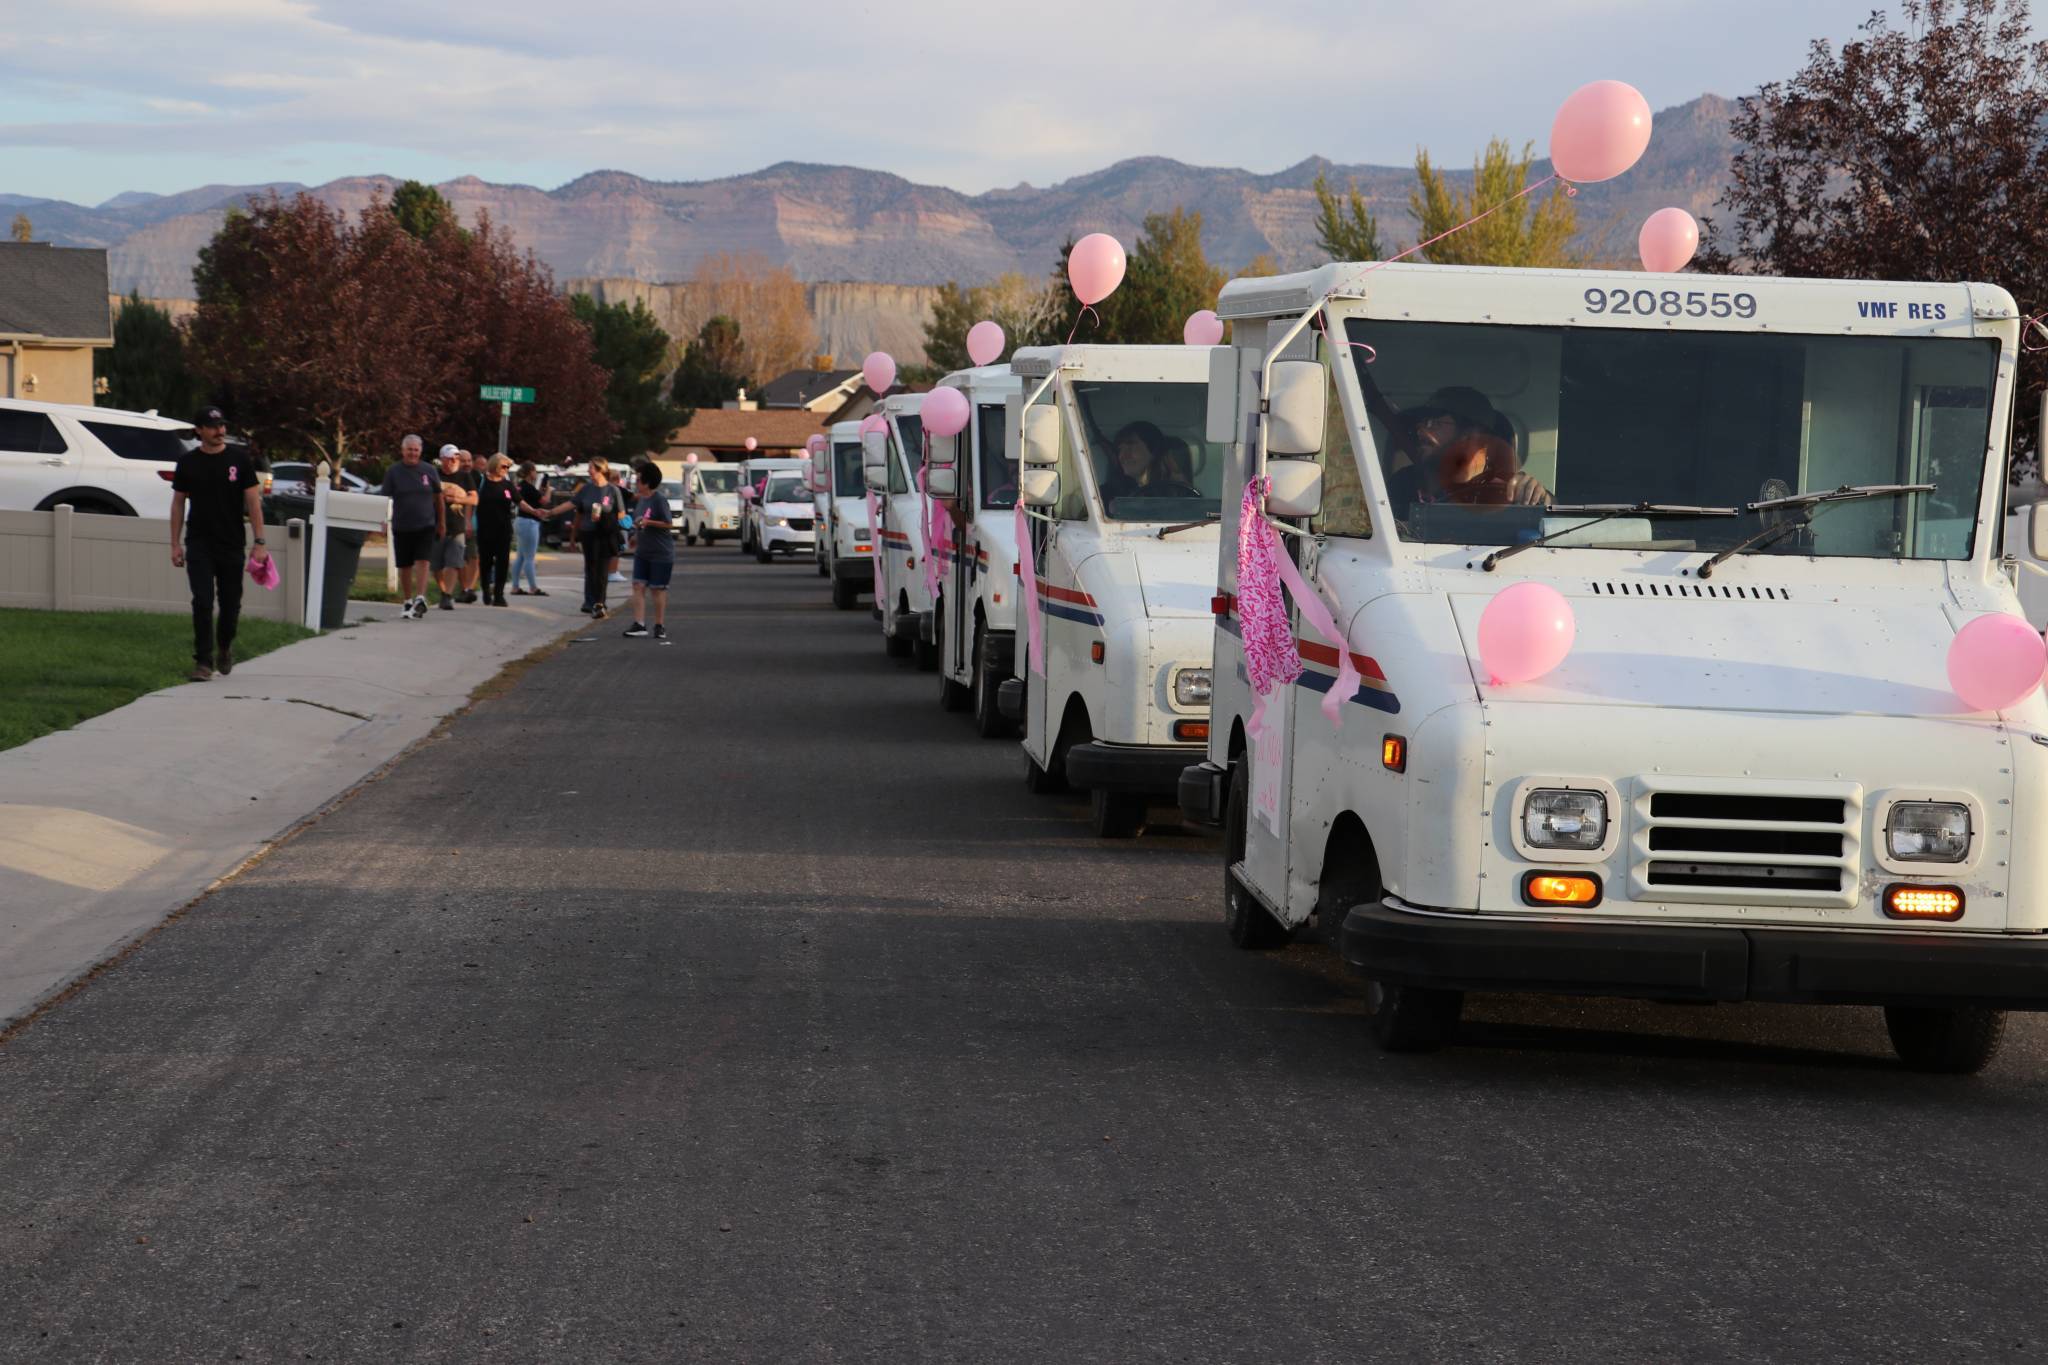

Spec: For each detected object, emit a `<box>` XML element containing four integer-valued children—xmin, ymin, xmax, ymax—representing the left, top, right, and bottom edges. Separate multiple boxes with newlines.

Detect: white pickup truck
<box><xmin>1180</xmin><ymin>260</ymin><xmax>2048</xmax><ymax>1072</ymax></box>
<box><xmin>923</xmin><ymin>364</ymin><xmax>1024</xmax><ymax>735</ymax></box>
<box><xmin>995</xmin><ymin>344</ymin><xmax>1222</xmax><ymax>837</ymax></box>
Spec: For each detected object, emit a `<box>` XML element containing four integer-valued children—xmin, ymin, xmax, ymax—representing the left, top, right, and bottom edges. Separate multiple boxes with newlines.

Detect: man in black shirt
<box><xmin>170</xmin><ymin>407</ymin><xmax>268</xmax><ymax>680</ymax></box>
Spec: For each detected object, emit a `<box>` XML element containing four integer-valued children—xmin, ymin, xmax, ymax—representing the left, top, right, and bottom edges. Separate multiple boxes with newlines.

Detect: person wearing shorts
<box><xmin>622</xmin><ymin>459</ymin><xmax>675</xmax><ymax>642</ymax></box>
<box><xmin>379</xmin><ymin>435</ymin><xmax>442</xmax><ymax>620</ymax></box>
<box><xmin>433</xmin><ymin>445</ymin><xmax>475</xmax><ymax>610</ymax></box>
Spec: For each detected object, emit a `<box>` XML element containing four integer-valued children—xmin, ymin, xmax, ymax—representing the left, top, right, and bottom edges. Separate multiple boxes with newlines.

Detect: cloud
<box><xmin>0</xmin><ymin>0</ymin><xmax>2016</xmax><ymax>203</ymax></box>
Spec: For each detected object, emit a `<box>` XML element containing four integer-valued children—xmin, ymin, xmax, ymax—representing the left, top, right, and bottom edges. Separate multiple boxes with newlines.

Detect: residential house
<box><xmin>662</xmin><ymin>408</ymin><xmax>828</xmax><ymax>466</ymax></box>
<box><xmin>756</xmin><ymin>360</ymin><xmax>859</xmax><ymax>413</ymax></box>
<box><xmin>0</xmin><ymin>242</ymin><xmax>113</xmax><ymax>407</ymax></box>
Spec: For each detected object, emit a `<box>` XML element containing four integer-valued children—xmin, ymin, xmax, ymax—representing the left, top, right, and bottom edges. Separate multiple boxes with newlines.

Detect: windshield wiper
<box><xmin>1695</xmin><ymin>483</ymin><xmax>1933</xmax><ymax>579</ymax></box>
<box><xmin>1156</xmin><ymin>512</ymin><xmax>1222</xmax><ymax>539</ymax></box>
<box><xmin>1481</xmin><ymin>503</ymin><xmax>1739</xmax><ymax>571</ymax></box>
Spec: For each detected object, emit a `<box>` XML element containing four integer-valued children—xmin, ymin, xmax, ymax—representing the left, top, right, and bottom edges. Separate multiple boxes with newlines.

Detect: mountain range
<box><xmin>8</xmin><ymin>95</ymin><xmax>1739</xmax><ymax>302</ymax></box>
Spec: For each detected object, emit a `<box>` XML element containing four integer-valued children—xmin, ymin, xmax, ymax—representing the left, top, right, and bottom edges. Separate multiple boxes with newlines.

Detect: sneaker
<box><xmin>218</xmin><ymin>645</ymin><xmax>234</xmax><ymax>676</ymax></box>
<box><xmin>410</xmin><ymin>595</ymin><xmax>428</xmax><ymax>619</ymax></box>
<box><xmin>189</xmin><ymin>663</ymin><xmax>214</xmax><ymax>681</ymax></box>
<box><xmin>623</xmin><ymin>621</ymin><xmax>648</xmax><ymax>638</ymax></box>
<box><xmin>460</xmin><ymin>590</ymin><xmax>480</xmax><ymax>604</ymax></box>
<box><xmin>529</xmin><ymin>588</ymin><xmax>549</xmax><ymax>597</ymax></box>
<box><xmin>580</xmin><ymin>603</ymin><xmax>594</xmax><ymax>614</ymax></box>
<box><xmin>607</xmin><ymin>571</ymin><xmax>625</xmax><ymax>583</ymax></box>
<box><xmin>491</xmin><ymin>594</ymin><xmax>508</xmax><ymax>607</ymax></box>
<box><xmin>439</xmin><ymin>596</ymin><xmax>455</xmax><ymax>611</ymax></box>
<box><xmin>592</xmin><ymin>604</ymin><xmax>609</xmax><ymax>620</ymax></box>
<box><xmin>653</xmin><ymin>625</ymin><xmax>669</xmax><ymax>644</ymax></box>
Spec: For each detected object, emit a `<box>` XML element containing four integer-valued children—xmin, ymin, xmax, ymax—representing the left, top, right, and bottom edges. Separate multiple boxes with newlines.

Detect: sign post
<box><xmin>480</xmin><ymin>384</ymin><xmax>535</xmax><ymax>456</ymax></box>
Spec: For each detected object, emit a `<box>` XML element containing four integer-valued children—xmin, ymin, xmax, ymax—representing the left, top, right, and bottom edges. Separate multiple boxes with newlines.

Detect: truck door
<box><xmin>1238</xmin><ymin>528</ymin><xmax>1310</xmax><ymax>911</ymax></box>
<box><xmin>946</xmin><ymin>410</ymin><xmax>984</xmax><ymax>678</ymax></box>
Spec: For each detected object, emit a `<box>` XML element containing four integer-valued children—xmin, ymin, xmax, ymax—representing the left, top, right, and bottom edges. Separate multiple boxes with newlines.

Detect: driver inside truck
<box><xmin>1378</xmin><ymin>386</ymin><xmax>1549</xmax><ymax>516</ymax></box>
<box><xmin>1099</xmin><ymin>422</ymin><xmax>1200</xmax><ymax>501</ymax></box>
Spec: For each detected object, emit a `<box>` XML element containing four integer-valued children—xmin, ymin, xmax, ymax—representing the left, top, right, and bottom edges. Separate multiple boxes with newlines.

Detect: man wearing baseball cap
<box><xmin>432</xmin><ymin>444</ymin><xmax>476</xmax><ymax>609</ymax></box>
<box><xmin>169</xmin><ymin>407</ymin><xmax>268</xmax><ymax>679</ymax></box>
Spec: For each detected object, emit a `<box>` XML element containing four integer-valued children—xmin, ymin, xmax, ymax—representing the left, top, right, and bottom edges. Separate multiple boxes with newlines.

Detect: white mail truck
<box><xmin>680</xmin><ymin>461</ymin><xmax>740</xmax><ymax>545</ymax></box>
<box><xmin>995</xmin><ymin>344</ymin><xmax>1222</xmax><ymax>837</ymax></box>
<box><xmin>923</xmin><ymin>364</ymin><xmax>1025</xmax><ymax>735</ymax></box>
<box><xmin>861</xmin><ymin>392</ymin><xmax>933</xmax><ymax>666</ymax></box>
<box><xmin>1179</xmin><ymin>260</ymin><xmax>2048</xmax><ymax>1072</ymax></box>
<box><xmin>819</xmin><ymin>419</ymin><xmax>874</xmax><ymax>608</ymax></box>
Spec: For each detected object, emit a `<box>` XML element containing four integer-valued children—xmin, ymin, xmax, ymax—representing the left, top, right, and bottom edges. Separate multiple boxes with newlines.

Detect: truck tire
<box><xmin>1091</xmin><ymin>788</ymin><xmax>1146</xmax><ymax>838</ymax></box>
<box><xmin>1367</xmin><ymin>981</ymin><xmax>1464</xmax><ymax>1053</ymax></box>
<box><xmin>832</xmin><ymin>577</ymin><xmax>858</xmax><ymax>610</ymax></box>
<box><xmin>971</xmin><ymin>625</ymin><xmax>1013</xmax><ymax>738</ymax></box>
<box><xmin>756</xmin><ymin>542</ymin><xmax>774</xmax><ymax>564</ymax></box>
<box><xmin>1884</xmin><ymin>1005</ymin><xmax>2007</xmax><ymax>1074</ymax></box>
<box><xmin>938</xmin><ymin>631</ymin><xmax>971</xmax><ymax>712</ymax></box>
<box><xmin>884</xmin><ymin>608</ymin><xmax>913</xmax><ymax>657</ymax></box>
<box><xmin>1222</xmin><ymin>760</ymin><xmax>1290</xmax><ymax>949</ymax></box>
<box><xmin>818</xmin><ymin>558</ymin><xmax>829</xmax><ymax>578</ymax></box>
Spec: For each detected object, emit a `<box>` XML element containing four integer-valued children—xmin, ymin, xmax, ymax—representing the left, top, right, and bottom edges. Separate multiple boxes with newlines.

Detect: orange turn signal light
<box><xmin>1173</xmin><ymin>719</ymin><xmax>1209</xmax><ymax>742</ymax></box>
<box><xmin>1884</xmin><ymin>884</ymin><xmax>1964</xmax><ymax>921</ymax></box>
<box><xmin>1381</xmin><ymin>734</ymin><xmax>1406</xmax><ymax>772</ymax></box>
<box><xmin>1089</xmin><ymin>642</ymin><xmax>1105</xmax><ymax>664</ymax></box>
<box><xmin>1522</xmin><ymin>872</ymin><xmax>1603</xmax><ymax>907</ymax></box>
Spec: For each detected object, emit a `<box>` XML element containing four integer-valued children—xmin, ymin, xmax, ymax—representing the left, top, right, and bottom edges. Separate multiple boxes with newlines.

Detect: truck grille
<box><xmin>1629</xmin><ymin>778</ymin><xmax>1861</xmax><ymax>909</ymax></box>
<box><xmin>789</xmin><ymin>517</ymin><xmax>815</xmax><ymax>532</ymax></box>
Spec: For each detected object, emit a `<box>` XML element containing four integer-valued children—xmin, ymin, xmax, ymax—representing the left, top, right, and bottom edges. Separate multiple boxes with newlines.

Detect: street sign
<box><xmin>480</xmin><ymin>384</ymin><xmax>535</xmax><ymax>404</ymax></box>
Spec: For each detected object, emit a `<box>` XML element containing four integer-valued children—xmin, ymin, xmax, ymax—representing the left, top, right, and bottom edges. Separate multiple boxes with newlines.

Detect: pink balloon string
<box><xmin>1064</xmin><ymin>304</ymin><xmax>1100</xmax><ymax>347</ymax></box>
<box><xmin>1271</xmin><ymin>525</ymin><xmax>1360</xmax><ymax>731</ymax></box>
<box><xmin>2023</xmin><ymin>310</ymin><xmax>2048</xmax><ymax>353</ymax></box>
<box><xmin>1015</xmin><ymin>500</ymin><xmax>1044</xmax><ymax>674</ymax></box>
<box><xmin>1311</xmin><ymin>308</ymin><xmax>1376</xmax><ymax>365</ymax></box>
<box><xmin>1355</xmin><ymin>173</ymin><xmax>1573</xmax><ymax>281</ymax></box>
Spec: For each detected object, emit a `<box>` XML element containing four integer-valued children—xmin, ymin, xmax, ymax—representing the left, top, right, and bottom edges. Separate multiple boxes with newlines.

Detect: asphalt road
<box><xmin>5</xmin><ymin>545</ymin><xmax>2048</xmax><ymax>1362</ymax></box>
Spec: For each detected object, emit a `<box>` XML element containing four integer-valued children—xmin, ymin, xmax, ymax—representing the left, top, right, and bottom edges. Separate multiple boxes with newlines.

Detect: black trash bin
<box><xmin>267</xmin><ymin>492</ymin><xmax>368</xmax><ymax>629</ymax></box>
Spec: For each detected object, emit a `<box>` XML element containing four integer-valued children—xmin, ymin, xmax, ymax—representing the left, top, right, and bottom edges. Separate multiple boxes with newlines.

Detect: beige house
<box><xmin>0</xmin><ymin>242</ymin><xmax>113</xmax><ymax>407</ymax></box>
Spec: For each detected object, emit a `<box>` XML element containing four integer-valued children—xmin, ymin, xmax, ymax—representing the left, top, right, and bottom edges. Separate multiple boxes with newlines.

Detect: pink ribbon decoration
<box><xmin>919</xmin><ymin>464</ymin><xmax>942</xmax><ymax>602</ymax></box>
<box><xmin>1015</xmin><ymin>500</ymin><xmax>1043</xmax><ymax>675</ymax></box>
<box><xmin>864</xmin><ymin>487</ymin><xmax>883</xmax><ymax>597</ymax></box>
<box><xmin>1235</xmin><ymin>477</ymin><xmax>1359</xmax><ymax>733</ymax></box>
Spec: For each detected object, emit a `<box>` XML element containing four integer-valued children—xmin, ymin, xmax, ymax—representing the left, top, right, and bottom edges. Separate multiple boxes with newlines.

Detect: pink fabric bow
<box><xmin>1235</xmin><ymin>476</ymin><xmax>1358</xmax><ymax>733</ymax></box>
<box><xmin>1015</xmin><ymin>500</ymin><xmax>1043</xmax><ymax>675</ymax></box>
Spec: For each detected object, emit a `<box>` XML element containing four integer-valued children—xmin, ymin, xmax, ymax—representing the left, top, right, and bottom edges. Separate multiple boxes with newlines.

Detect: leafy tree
<box><xmin>1697</xmin><ymin>0</ymin><xmax>2048</xmax><ymax>452</ymax></box>
<box><xmin>681</xmin><ymin>253</ymin><xmax>815</xmax><ymax>387</ymax></box>
<box><xmin>391</xmin><ymin>179</ymin><xmax>459</xmax><ymax>240</ymax></box>
<box><xmin>912</xmin><ymin>274</ymin><xmax>1052</xmax><ymax>380</ymax></box>
<box><xmin>670</xmin><ymin>315</ymin><xmax>750</xmax><ymax>421</ymax></box>
<box><xmin>1409</xmin><ymin>139</ymin><xmax>1577</xmax><ymax>266</ymax></box>
<box><xmin>1312</xmin><ymin>170</ymin><xmax>1383</xmax><ymax>262</ymax></box>
<box><xmin>1026</xmin><ymin>209</ymin><xmax>1226</xmax><ymax>347</ymax></box>
<box><xmin>96</xmin><ymin>292</ymin><xmax>203</xmax><ymax>417</ymax></box>
<box><xmin>571</xmin><ymin>293</ymin><xmax>687</xmax><ymax>461</ymax></box>
<box><xmin>9</xmin><ymin>213</ymin><xmax>29</xmax><ymax>243</ymax></box>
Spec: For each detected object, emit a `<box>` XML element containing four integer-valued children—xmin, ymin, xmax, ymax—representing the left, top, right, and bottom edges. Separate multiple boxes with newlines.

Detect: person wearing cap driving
<box><xmin>1383</xmin><ymin>385</ymin><xmax>1549</xmax><ymax>516</ymax></box>
<box><xmin>169</xmin><ymin>407</ymin><xmax>268</xmax><ymax>680</ymax></box>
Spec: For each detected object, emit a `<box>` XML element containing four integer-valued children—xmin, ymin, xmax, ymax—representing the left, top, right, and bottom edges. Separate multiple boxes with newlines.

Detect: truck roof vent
<box><xmin>1587</xmin><ymin>581</ymin><xmax>1792</xmax><ymax>601</ymax></box>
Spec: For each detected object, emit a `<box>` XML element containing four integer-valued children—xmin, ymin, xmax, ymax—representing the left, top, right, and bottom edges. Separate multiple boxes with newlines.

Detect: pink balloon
<box><xmin>1067</xmin><ymin>232</ymin><xmax>1127</xmax><ymax>307</ymax></box>
<box><xmin>1638</xmin><ymin>207</ymin><xmax>1699</xmax><ymax>273</ymax></box>
<box><xmin>684</xmin><ymin>452</ymin><xmax>699</xmax><ymax>463</ymax></box>
<box><xmin>862</xmin><ymin>351</ymin><xmax>896</xmax><ymax>395</ymax></box>
<box><xmin>1550</xmin><ymin>79</ymin><xmax>1653</xmax><ymax>184</ymax></box>
<box><xmin>966</xmin><ymin>320</ymin><xmax>1005</xmax><ymax>367</ymax></box>
<box><xmin>923</xmin><ymin>386</ymin><xmax>970</xmax><ymax>438</ymax></box>
<box><xmin>1477</xmin><ymin>582</ymin><xmax>1576</xmax><ymax>686</ymax></box>
<box><xmin>1947</xmin><ymin>613</ymin><xmax>2047</xmax><ymax>712</ymax></box>
<box><xmin>744</xmin><ymin>436</ymin><xmax>757</xmax><ymax>452</ymax></box>
<box><xmin>1183</xmin><ymin>309</ymin><xmax>1224</xmax><ymax>346</ymax></box>
<box><xmin>806</xmin><ymin>434</ymin><xmax>826</xmax><ymax>455</ymax></box>
<box><xmin>859</xmin><ymin>413</ymin><xmax>888</xmax><ymax>436</ymax></box>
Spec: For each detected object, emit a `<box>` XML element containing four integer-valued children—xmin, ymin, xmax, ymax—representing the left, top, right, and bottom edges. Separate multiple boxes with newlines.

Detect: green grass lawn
<box><xmin>350</xmin><ymin>560</ymin><xmax>400</xmax><ymax>602</ymax></box>
<box><xmin>0</xmin><ymin>609</ymin><xmax>314</xmax><ymax>753</ymax></box>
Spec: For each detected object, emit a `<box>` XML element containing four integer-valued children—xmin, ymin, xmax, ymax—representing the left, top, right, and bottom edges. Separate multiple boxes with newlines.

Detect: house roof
<box><xmin>755</xmin><ymin>367</ymin><xmax>859</xmax><ymax>409</ymax></box>
<box><xmin>663</xmin><ymin>407</ymin><xmax>827</xmax><ymax>451</ymax></box>
<box><xmin>0</xmin><ymin>243</ymin><xmax>112</xmax><ymax>341</ymax></box>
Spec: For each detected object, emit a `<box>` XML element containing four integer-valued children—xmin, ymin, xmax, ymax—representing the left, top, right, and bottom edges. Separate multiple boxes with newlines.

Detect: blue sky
<box><xmin>0</xmin><ymin>0</ymin><xmax>2007</xmax><ymax>205</ymax></box>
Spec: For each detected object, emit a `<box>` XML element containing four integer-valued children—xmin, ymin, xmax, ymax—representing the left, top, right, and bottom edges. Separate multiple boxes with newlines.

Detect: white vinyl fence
<box><xmin>0</xmin><ymin>505</ymin><xmax>310</xmax><ymax>625</ymax></box>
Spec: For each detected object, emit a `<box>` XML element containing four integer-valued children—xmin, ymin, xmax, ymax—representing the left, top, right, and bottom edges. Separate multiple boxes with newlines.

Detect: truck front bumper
<box><xmin>1344</xmin><ymin>900</ymin><xmax>2048</xmax><ymax>1010</ymax></box>
<box><xmin>1064</xmin><ymin>741</ymin><xmax>1204</xmax><ymax>797</ymax></box>
<box><xmin>832</xmin><ymin>553</ymin><xmax>872</xmax><ymax>582</ymax></box>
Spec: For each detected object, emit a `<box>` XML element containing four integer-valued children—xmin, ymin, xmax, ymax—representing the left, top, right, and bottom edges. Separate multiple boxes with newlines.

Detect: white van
<box><xmin>736</xmin><ymin>456</ymin><xmax>812</xmax><ymax>560</ymax></box>
<box><xmin>1181</xmin><ymin>260</ymin><xmax>2048</xmax><ymax>1072</ymax></box>
<box><xmin>861</xmin><ymin>392</ymin><xmax>932</xmax><ymax>665</ymax></box>
<box><xmin>818</xmin><ymin>419</ymin><xmax>874</xmax><ymax>608</ymax></box>
<box><xmin>925</xmin><ymin>365</ymin><xmax>1026</xmax><ymax>734</ymax></box>
<box><xmin>993</xmin><ymin>344</ymin><xmax>1222</xmax><ymax>837</ymax></box>
<box><xmin>0</xmin><ymin>398</ymin><xmax>196</xmax><ymax>518</ymax></box>
<box><xmin>680</xmin><ymin>461</ymin><xmax>741</xmax><ymax>545</ymax></box>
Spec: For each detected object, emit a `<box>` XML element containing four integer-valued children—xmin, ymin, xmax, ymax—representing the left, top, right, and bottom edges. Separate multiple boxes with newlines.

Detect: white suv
<box><xmin>0</xmin><ymin>398</ymin><xmax>196</xmax><ymax>518</ymax></box>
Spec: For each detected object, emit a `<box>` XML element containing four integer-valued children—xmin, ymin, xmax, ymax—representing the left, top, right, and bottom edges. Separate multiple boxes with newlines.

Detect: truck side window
<box><xmin>1056</xmin><ymin>399</ymin><xmax>1089</xmax><ymax>521</ymax></box>
<box><xmin>1312</xmin><ymin>359</ymin><xmax>1372</xmax><ymax>540</ymax></box>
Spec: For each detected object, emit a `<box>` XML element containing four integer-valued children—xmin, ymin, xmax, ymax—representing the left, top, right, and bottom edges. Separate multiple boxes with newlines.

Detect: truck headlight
<box><xmin>1887</xmin><ymin>802</ymin><xmax>1970</xmax><ymax>862</ymax></box>
<box><xmin>774</xmin><ymin>517</ymin><xmax>789</xmax><ymax>527</ymax></box>
<box><xmin>1173</xmin><ymin>668</ymin><xmax>1213</xmax><ymax>707</ymax></box>
<box><xmin>1523</xmin><ymin>789</ymin><xmax>1606</xmax><ymax>851</ymax></box>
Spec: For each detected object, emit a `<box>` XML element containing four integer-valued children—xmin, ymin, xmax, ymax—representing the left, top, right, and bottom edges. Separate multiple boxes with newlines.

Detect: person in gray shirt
<box><xmin>378</xmin><ymin>435</ymin><xmax>442</xmax><ymax>620</ymax></box>
<box><xmin>623</xmin><ymin>459</ymin><xmax>675</xmax><ymax>642</ymax></box>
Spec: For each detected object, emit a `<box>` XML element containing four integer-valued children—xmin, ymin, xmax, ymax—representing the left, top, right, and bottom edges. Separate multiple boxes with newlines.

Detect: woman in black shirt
<box><xmin>474</xmin><ymin>454</ymin><xmax>520</xmax><ymax>606</ymax></box>
<box><xmin>511</xmin><ymin>462</ymin><xmax>564</xmax><ymax>595</ymax></box>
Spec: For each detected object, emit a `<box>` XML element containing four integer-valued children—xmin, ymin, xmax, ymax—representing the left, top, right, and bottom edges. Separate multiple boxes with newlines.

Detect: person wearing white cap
<box><xmin>432</xmin><ymin>445</ymin><xmax>476</xmax><ymax>609</ymax></box>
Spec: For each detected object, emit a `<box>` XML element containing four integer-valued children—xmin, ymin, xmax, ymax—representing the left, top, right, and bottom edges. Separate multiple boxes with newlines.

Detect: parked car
<box><xmin>0</xmin><ymin>398</ymin><xmax>195</xmax><ymax>518</ymax></box>
<box><xmin>266</xmin><ymin>460</ymin><xmax>371</xmax><ymax>494</ymax></box>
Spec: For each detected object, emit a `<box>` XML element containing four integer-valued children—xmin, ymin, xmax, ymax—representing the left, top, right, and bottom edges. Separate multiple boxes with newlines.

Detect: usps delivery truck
<box><xmin>680</xmin><ymin>461</ymin><xmax>740</xmax><ymax>545</ymax></box>
<box><xmin>861</xmin><ymin>392</ymin><xmax>933</xmax><ymax>666</ymax></box>
<box><xmin>924</xmin><ymin>364</ymin><xmax>1025</xmax><ymax>735</ymax></box>
<box><xmin>819</xmin><ymin>419</ymin><xmax>874</xmax><ymax>608</ymax></box>
<box><xmin>995</xmin><ymin>344</ymin><xmax>1222</xmax><ymax>837</ymax></box>
<box><xmin>1179</xmin><ymin>260</ymin><xmax>2048</xmax><ymax>1072</ymax></box>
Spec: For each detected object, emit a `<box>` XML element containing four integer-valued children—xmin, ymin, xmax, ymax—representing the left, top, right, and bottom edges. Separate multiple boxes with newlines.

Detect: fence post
<box><xmin>51</xmin><ymin>503</ymin><xmax>73</xmax><ymax>611</ymax></box>
<box><xmin>306</xmin><ymin>482</ymin><xmax>330</xmax><ymax>632</ymax></box>
<box><xmin>283</xmin><ymin>519</ymin><xmax>307</xmax><ymax>627</ymax></box>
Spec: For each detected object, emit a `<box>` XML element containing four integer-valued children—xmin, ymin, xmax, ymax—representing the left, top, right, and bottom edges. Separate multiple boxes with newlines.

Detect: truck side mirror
<box><xmin>927</xmin><ymin>466</ymin><xmax>959</xmax><ymax>501</ymax></box>
<box><xmin>1265</xmin><ymin>359</ymin><xmax>1324</xmax><ymax>457</ymax></box>
<box><xmin>1265</xmin><ymin>458</ymin><xmax>1323</xmax><ymax>519</ymax></box>
<box><xmin>927</xmin><ymin>431</ymin><xmax>958</xmax><ymax>467</ymax></box>
<box><xmin>862</xmin><ymin>430</ymin><xmax>889</xmax><ymax>491</ymax></box>
<box><xmin>1020</xmin><ymin>468</ymin><xmax>1059</xmax><ymax>507</ymax></box>
<box><xmin>1021</xmin><ymin>406</ymin><xmax>1061</xmax><ymax>468</ymax></box>
<box><xmin>2031</xmin><ymin>503</ymin><xmax>2048</xmax><ymax>562</ymax></box>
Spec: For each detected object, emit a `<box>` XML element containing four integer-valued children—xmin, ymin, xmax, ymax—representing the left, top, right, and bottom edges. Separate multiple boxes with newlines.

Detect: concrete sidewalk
<box><xmin>0</xmin><ymin>566</ymin><xmax>593</xmax><ymax>1028</ymax></box>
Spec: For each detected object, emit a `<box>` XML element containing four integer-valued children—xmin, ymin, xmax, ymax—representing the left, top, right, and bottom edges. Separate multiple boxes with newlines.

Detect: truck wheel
<box><xmin>1222</xmin><ymin>760</ymin><xmax>1289</xmax><ymax>949</ymax></box>
<box><xmin>818</xmin><ymin>558</ymin><xmax>828</xmax><ymax>578</ymax></box>
<box><xmin>832</xmin><ymin>577</ymin><xmax>857</xmax><ymax>610</ymax></box>
<box><xmin>972</xmin><ymin>625</ymin><xmax>1013</xmax><ymax>738</ymax></box>
<box><xmin>883</xmin><ymin>610</ymin><xmax>912</xmax><ymax>657</ymax></box>
<box><xmin>1367</xmin><ymin>981</ymin><xmax>1464</xmax><ymax>1053</ymax></box>
<box><xmin>756</xmin><ymin>543</ymin><xmax>773</xmax><ymax>564</ymax></box>
<box><xmin>1884</xmin><ymin>1005</ymin><xmax>2007</xmax><ymax>1074</ymax></box>
<box><xmin>1091</xmin><ymin>788</ymin><xmax>1147</xmax><ymax>838</ymax></box>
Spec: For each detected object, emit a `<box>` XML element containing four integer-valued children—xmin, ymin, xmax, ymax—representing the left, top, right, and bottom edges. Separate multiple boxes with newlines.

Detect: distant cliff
<box><xmin>565</xmin><ymin>279</ymin><xmax>943</xmax><ymax>367</ymax></box>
